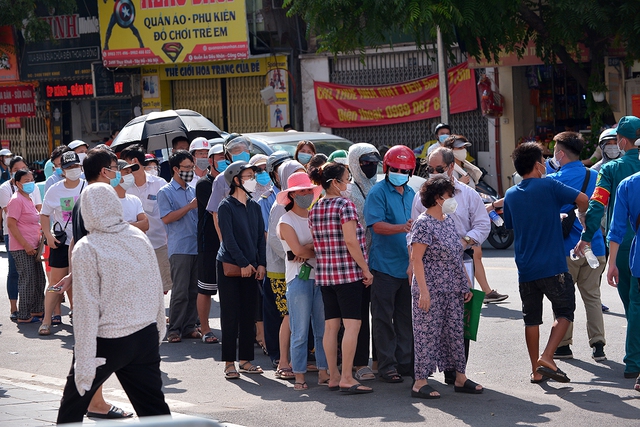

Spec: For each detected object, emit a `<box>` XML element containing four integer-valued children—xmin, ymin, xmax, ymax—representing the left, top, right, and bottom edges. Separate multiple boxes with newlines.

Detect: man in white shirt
<box><xmin>114</xmin><ymin>160</ymin><xmax>148</xmax><ymax>232</ymax></box>
<box><xmin>121</xmin><ymin>144</ymin><xmax>173</xmax><ymax>293</ymax></box>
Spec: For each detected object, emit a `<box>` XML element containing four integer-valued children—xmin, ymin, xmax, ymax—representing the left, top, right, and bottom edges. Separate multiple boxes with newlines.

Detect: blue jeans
<box><xmin>5</xmin><ymin>234</ymin><xmax>18</xmax><ymax>300</ymax></box>
<box><xmin>286</xmin><ymin>277</ymin><xmax>327</xmax><ymax>373</ymax></box>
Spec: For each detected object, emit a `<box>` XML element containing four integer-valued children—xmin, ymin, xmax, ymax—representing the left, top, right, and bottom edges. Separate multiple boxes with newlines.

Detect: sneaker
<box><xmin>602</xmin><ymin>304</ymin><xmax>610</xmax><ymax>312</ymax></box>
<box><xmin>592</xmin><ymin>342</ymin><xmax>606</xmax><ymax>361</ymax></box>
<box><xmin>484</xmin><ymin>290</ymin><xmax>509</xmax><ymax>303</ymax></box>
<box><xmin>554</xmin><ymin>345</ymin><xmax>573</xmax><ymax>359</ymax></box>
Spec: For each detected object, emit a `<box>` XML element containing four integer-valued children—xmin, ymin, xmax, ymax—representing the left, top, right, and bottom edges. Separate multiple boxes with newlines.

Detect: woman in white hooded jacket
<box><xmin>347</xmin><ymin>143</ymin><xmax>382</xmax><ymax>381</ymax></box>
<box><xmin>56</xmin><ymin>183</ymin><xmax>169</xmax><ymax>424</ymax></box>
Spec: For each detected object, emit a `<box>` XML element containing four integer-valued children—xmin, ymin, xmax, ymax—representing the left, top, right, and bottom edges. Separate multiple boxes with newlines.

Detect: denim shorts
<box><xmin>519</xmin><ymin>272</ymin><xmax>576</xmax><ymax>326</ymax></box>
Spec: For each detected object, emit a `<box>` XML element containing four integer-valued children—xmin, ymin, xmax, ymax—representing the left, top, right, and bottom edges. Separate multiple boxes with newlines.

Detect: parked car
<box><xmin>243</xmin><ymin>131</ymin><xmax>426</xmax><ymax>192</ymax></box>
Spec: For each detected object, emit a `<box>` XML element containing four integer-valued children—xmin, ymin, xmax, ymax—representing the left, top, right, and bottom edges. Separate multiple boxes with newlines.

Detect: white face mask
<box><xmin>242</xmin><ymin>178</ymin><xmax>257</xmax><ymax>193</ymax></box>
<box><xmin>453</xmin><ymin>149</ymin><xmax>467</xmax><ymax>162</ymax></box>
<box><xmin>440</xmin><ymin>197</ymin><xmax>458</xmax><ymax>214</ymax></box>
<box><xmin>120</xmin><ymin>173</ymin><xmax>135</xmax><ymax>191</ymax></box>
<box><xmin>4</xmin><ymin>158</ymin><xmax>11</xmax><ymax>166</ymax></box>
<box><xmin>65</xmin><ymin>168</ymin><xmax>82</xmax><ymax>181</ymax></box>
<box><xmin>145</xmin><ymin>168</ymin><xmax>158</xmax><ymax>176</ymax></box>
<box><xmin>538</xmin><ymin>163</ymin><xmax>547</xmax><ymax>179</ymax></box>
<box><xmin>77</xmin><ymin>153</ymin><xmax>87</xmax><ymax>165</ymax></box>
<box><xmin>603</xmin><ymin>144</ymin><xmax>621</xmax><ymax>159</ymax></box>
<box><xmin>617</xmin><ymin>139</ymin><xmax>626</xmax><ymax>155</ymax></box>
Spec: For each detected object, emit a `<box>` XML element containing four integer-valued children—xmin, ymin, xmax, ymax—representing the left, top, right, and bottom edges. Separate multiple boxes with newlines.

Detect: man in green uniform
<box><xmin>575</xmin><ymin>115</ymin><xmax>640</xmax><ymax>378</ymax></box>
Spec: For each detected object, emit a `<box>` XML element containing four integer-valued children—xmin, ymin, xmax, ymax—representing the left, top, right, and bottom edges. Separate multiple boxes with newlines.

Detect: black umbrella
<box><xmin>110</xmin><ymin>109</ymin><xmax>222</xmax><ymax>152</ymax></box>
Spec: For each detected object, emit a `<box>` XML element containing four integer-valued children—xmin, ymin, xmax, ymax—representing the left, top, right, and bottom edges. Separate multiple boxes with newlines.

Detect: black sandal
<box><xmin>379</xmin><ymin>369</ymin><xmax>403</xmax><ymax>383</ymax></box>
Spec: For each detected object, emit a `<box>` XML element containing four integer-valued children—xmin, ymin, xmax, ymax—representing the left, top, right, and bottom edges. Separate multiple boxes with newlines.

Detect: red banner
<box><xmin>315</xmin><ymin>62</ymin><xmax>477</xmax><ymax>128</ymax></box>
<box><xmin>0</xmin><ymin>85</ymin><xmax>36</xmax><ymax>119</ymax></box>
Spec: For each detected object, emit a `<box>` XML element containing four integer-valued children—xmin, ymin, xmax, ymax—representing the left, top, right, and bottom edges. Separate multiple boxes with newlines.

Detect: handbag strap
<box><xmin>580</xmin><ymin>169</ymin><xmax>591</xmax><ymax>193</ymax></box>
<box><xmin>60</xmin><ymin>180</ymin><xmax>85</xmax><ymax>231</ymax></box>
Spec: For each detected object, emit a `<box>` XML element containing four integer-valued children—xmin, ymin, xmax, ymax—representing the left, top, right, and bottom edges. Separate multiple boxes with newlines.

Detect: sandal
<box><xmin>38</xmin><ymin>324</ymin><xmax>51</xmax><ymax>336</ymax></box>
<box><xmin>51</xmin><ymin>315</ymin><xmax>62</xmax><ymax>325</ymax></box>
<box><xmin>10</xmin><ymin>311</ymin><xmax>18</xmax><ymax>322</ymax></box>
<box><xmin>239</xmin><ymin>362</ymin><xmax>263</xmax><ymax>374</ymax></box>
<box><xmin>306</xmin><ymin>364</ymin><xmax>319</xmax><ymax>372</ymax></box>
<box><xmin>294</xmin><ymin>381</ymin><xmax>308</xmax><ymax>390</ymax></box>
<box><xmin>201</xmin><ymin>331</ymin><xmax>219</xmax><ymax>343</ymax></box>
<box><xmin>224</xmin><ymin>364</ymin><xmax>240</xmax><ymax>380</ymax></box>
<box><xmin>354</xmin><ymin>366</ymin><xmax>376</xmax><ymax>381</ymax></box>
<box><xmin>167</xmin><ymin>333</ymin><xmax>182</xmax><ymax>343</ymax></box>
<box><xmin>275</xmin><ymin>367</ymin><xmax>295</xmax><ymax>380</ymax></box>
<box><xmin>635</xmin><ymin>376</ymin><xmax>640</xmax><ymax>392</ymax></box>
<box><xmin>379</xmin><ymin>369</ymin><xmax>403</xmax><ymax>383</ymax></box>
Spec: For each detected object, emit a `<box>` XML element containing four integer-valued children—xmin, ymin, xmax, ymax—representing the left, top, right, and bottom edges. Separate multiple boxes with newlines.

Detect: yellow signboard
<box><xmin>159</xmin><ymin>56</ymin><xmax>287</xmax><ymax>80</ymax></box>
<box><xmin>99</xmin><ymin>0</ymin><xmax>249</xmax><ymax>67</ymax></box>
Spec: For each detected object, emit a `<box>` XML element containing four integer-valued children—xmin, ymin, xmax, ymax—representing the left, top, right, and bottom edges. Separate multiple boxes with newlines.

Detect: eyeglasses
<box><xmin>178</xmin><ymin>165</ymin><xmax>195</xmax><ymax>171</ymax></box>
<box><xmin>389</xmin><ymin>167</ymin><xmax>413</xmax><ymax>174</ymax></box>
<box><xmin>241</xmin><ymin>174</ymin><xmax>256</xmax><ymax>180</ymax></box>
<box><xmin>426</xmin><ymin>165</ymin><xmax>448</xmax><ymax>174</ymax></box>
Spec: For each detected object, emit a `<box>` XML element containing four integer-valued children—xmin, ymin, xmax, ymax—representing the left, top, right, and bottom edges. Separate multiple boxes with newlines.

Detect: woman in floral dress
<box><xmin>409</xmin><ymin>177</ymin><xmax>483</xmax><ymax>398</ymax></box>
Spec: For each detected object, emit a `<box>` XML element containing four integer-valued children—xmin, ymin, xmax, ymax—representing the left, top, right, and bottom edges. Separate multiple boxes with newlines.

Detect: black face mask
<box><xmin>360</xmin><ymin>163</ymin><xmax>378</xmax><ymax>179</ymax></box>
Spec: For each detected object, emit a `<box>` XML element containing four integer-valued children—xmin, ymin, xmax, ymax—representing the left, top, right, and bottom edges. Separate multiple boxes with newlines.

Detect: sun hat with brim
<box><xmin>452</xmin><ymin>139</ymin><xmax>472</xmax><ymax>148</ymax></box>
<box><xmin>276</xmin><ymin>172</ymin><xmax>323</xmax><ymax>205</ymax></box>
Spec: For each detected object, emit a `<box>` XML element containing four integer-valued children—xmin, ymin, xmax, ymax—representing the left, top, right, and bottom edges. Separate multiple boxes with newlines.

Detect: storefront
<box><xmin>140</xmin><ymin>55</ymin><xmax>290</xmax><ymax>133</ymax></box>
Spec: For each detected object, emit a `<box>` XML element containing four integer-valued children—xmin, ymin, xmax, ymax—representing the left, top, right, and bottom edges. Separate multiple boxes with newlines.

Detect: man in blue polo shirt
<box><xmin>548</xmin><ymin>132</ymin><xmax>607</xmax><ymax>362</ymax></box>
<box><xmin>364</xmin><ymin>145</ymin><xmax>416</xmax><ymax>383</ymax></box>
<box><xmin>157</xmin><ymin>150</ymin><xmax>199</xmax><ymax>343</ymax></box>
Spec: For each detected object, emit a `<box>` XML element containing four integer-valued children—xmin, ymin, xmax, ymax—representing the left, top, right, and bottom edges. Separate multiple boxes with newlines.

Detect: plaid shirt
<box><xmin>309</xmin><ymin>197</ymin><xmax>367</xmax><ymax>286</ymax></box>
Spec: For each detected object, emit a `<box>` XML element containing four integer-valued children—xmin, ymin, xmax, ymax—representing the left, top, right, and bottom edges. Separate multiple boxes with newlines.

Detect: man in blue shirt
<box><xmin>157</xmin><ymin>150</ymin><xmax>199</xmax><ymax>343</ymax></box>
<box><xmin>364</xmin><ymin>145</ymin><xmax>416</xmax><ymax>382</ymax></box>
<box><xmin>548</xmin><ymin>132</ymin><xmax>607</xmax><ymax>361</ymax></box>
<box><xmin>503</xmin><ymin>142</ymin><xmax>588</xmax><ymax>383</ymax></box>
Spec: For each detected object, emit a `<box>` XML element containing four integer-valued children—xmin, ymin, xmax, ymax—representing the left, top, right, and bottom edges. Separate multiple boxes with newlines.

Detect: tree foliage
<box><xmin>0</xmin><ymin>0</ymin><xmax>76</xmax><ymax>42</ymax></box>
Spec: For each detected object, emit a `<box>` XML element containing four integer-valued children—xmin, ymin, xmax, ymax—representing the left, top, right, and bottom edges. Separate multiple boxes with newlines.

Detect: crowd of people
<box><xmin>4</xmin><ymin>116</ymin><xmax>640</xmax><ymax>421</ymax></box>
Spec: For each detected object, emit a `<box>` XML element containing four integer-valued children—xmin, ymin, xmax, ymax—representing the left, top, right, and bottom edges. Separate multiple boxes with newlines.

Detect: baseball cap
<box><xmin>616</xmin><ymin>116</ymin><xmax>640</xmax><ymax>140</ymax></box>
<box><xmin>68</xmin><ymin>140</ymin><xmax>88</xmax><ymax>150</ymax></box>
<box><xmin>249</xmin><ymin>154</ymin><xmax>268</xmax><ymax>167</ymax></box>
<box><xmin>189</xmin><ymin>137</ymin><xmax>210</xmax><ymax>153</ymax></box>
<box><xmin>452</xmin><ymin>139</ymin><xmax>472</xmax><ymax>148</ymax></box>
<box><xmin>208</xmin><ymin>144</ymin><xmax>224</xmax><ymax>157</ymax></box>
<box><xmin>117</xmin><ymin>159</ymin><xmax>140</xmax><ymax>172</ymax></box>
<box><xmin>60</xmin><ymin>151</ymin><xmax>81</xmax><ymax>169</ymax></box>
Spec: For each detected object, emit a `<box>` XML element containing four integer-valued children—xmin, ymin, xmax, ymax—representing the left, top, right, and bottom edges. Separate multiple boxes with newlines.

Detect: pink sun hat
<box><xmin>276</xmin><ymin>172</ymin><xmax>323</xmax><ymax>205</ymax></box>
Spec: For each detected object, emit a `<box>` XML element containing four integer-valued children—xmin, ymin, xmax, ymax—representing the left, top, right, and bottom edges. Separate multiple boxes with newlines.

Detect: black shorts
<box><xmin>519</xmin><ymin>272</ymin><xmax>576</xmax><ymax>326</ymax></box>
<box><xmin>321</xmin><ymin>280</ymin><xmax>364</xmax><ymax>320</ymax></box>
<box><xmin>49</xmin><ymin>244</ymin><xmax>70</xmax><ymax>269</ymax></box>
<box><xmin>197</xmin><ymin>252</ymin><xmax>217</xmax><ymax>295</ymax></box>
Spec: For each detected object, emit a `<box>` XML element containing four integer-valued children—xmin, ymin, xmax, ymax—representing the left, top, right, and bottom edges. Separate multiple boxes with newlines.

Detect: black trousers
<box><xmin>57</xmin><ymin>323</ymin><xmax>170</xmax><ymax>424</ymax></box>
<box><xmin>217</xmin><ymin>261</ymin><xmax>259</xmax><ymax>362</ymax></box>
<box><xmin>263</xmin><ymin>277</ymin><xmax>283</xmax><ymax>363</ymax></box>
<box><xmin>354</xmin><ymin>285</ymin><xmax>372</xmax><ymax>366</ymax></box>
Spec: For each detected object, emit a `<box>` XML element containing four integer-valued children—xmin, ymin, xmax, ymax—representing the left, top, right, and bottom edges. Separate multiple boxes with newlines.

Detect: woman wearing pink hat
<box><xmin>276</xmin><ymin>172</ymin><xmax>328</xmax><ymax>390</ymax></box>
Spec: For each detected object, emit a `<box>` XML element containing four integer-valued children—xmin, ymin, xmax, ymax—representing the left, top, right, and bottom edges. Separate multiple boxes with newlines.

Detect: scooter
<box><xmin>476</xmin><ymin>169</ymin><xmax>514</xmax><ymax>250</ymax></box>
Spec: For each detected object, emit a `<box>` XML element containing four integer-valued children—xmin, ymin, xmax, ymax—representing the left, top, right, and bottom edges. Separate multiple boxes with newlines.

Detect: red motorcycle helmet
<box><xmin>383</xmin><ymin>145</ymin><xmax>416</xmax><ymax>173</ymax></box>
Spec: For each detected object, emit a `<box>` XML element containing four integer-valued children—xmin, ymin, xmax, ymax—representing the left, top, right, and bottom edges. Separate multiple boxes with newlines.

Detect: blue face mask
<box><xmin>232</xmin><ymin>152</ymin><xmax>250</xmax><ymax>163</ymax></box>
<box><xmin>216</xmin><ymin>160</ymin><xmax>229</xmax><ymax>173</ymax></box>
<box><xmin>388</xmin><ymin>171</ymin><xmax>409</xmax><ymax>187</ymax></box>
<box><xmin>256</xmin><ymin>171</ymin><xmax>271</xmax><ymax>186</ymax></box>
<box><xmin>438</xmin><ymin>134</ymin><xmax>450</xmax><ymax>144</ymax></box>
<box><xmin>297</xmin><ymin>152</ymin><xmax>312</xmax><ymax>165</ymax></box>
<box><xmin>109</xmin><ymin>170</ymin><xmax>122</xmax><ymax>188</ymax></box>
<box><xmin>21</xmin><ymin>182</ymin><xmax>35</xmax><ymax>194</ymax></box>
<box><xmin>55</xmin><ymin>167</ymin><xmax>63</xmax><ymax>176</ymax></box>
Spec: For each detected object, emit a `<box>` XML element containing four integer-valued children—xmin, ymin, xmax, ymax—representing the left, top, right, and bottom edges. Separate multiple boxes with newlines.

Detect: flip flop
<box><xmin>340</xmin><ymin>383</ymin><xmax>373</xmax><ymax>394</ymax></box>
<box><xmin>201</xmin><ymin>331</ymin><xmax>219</xmax><ymax>344</ymax></box>
<box><xmin>166</xmin><ymin>333</ymin><xmax>181</xmax><ymax>343</ymax></box>
<box><xmin>411</xmin><ymin>384</ymin><xmax>440</xmax><ymax>399</ymax></box>
<box><xmin>294</xmin><ymin>382</ymin><xmax>308</xmax><ymax>390</ymax></box>
<box><xmin>635</xmin><ymin>376</ymin><xmax>640</xmax><ymax>392</ymax></box>
<box><xmin>530</xmin><ymin>373</ymin><xmax>549</xmax><ymax>384</ymax></box>
<box><xmin>17</xmin><ymin>316</ymin><xmax>42</xmax><ymax>323</ymax></box>
<box><xmin>239</xmin><ymin>362</ymin><xmax>263</xmax><ymax>374</ymax></box>
<box><xmin>275</xmin><ymin>368</ymin><xmax>295</xmax><ymax>380</ymax></box>
<box><xmin>86</xmin><ymin>405</ymin><xmax>133</xmax><ymax>419</ymax></box>
<box><xmin>536</xmin><ymin>365</ymin><xmax>570</xmax><ymax>383</ymax></box>
<box><xmin>454</xmin><ymin>379</ymin><xmax>484</xmax><ymax>394</ymax></box>
<box><xmin>224</xmin><ymin>365</ymin><xmax>240</xmax><ymax>380</ymax></box>
<box><xmin>318</xmin><ymin>378</ymin><xmax>330</xmax><ymax>386</ymax></box>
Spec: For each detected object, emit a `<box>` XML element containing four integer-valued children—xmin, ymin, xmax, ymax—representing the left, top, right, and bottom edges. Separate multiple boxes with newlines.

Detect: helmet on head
<box><xmin>266</xmin><ymin>150</ymin><xmax>293</xmax><ymax>188</ymax></box>
<box><xmin>189</xmin><ymin>137</ymin><xmax>210</xmax><ymax>153</ymax></box>
<box><xmin>599</xmin><ymin>128</ymin><xmax>617</xmax><ymax>146</ymax></box>
<box><xmin>224</xmin><ymin>134</ymin><xmax>252</xmax><ymax>155</ymax></box>
<box><xmin>328</xmin><ymin>150</ymin><xmax>348</xmax><ymax>165</ymax></box>
<box><xmin>224</xmin><ymin>160</ymin><xmax>257</xmax><ymax>186</ymax></box>
<box><xmin>434</xmin><ymin>123</ymin><xmax>451</xmax><ymax>135</ymax></box>
<box><xmin>383</xmin><ymin>145</ymin><xmax>416</xmax><ymax>173</ymax></box>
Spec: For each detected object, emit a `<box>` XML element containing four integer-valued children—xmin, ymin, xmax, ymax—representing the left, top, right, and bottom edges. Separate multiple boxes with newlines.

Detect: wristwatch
<box><xmin>463</xmin><ymin>236</ymin><xmax>474</xmax><ymax>246</ymax></box>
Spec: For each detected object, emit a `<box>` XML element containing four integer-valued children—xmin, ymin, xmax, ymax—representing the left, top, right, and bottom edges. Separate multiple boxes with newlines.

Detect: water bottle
<box><xmin>584</xmin><ymin>246</ymin><xmax>600</xmax><ymax>269</ymax></box>
<box><xmin>489</xmin><ymin>210</ymin><xmax>504</xmax><ymax>227</ymax></box>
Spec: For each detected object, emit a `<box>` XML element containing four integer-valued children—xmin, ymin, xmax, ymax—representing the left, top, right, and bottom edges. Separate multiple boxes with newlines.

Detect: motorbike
<box><xmin>476</xmin><ymin>168</ymin><xmax>514</xmax><ymax>250</ymax></box>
